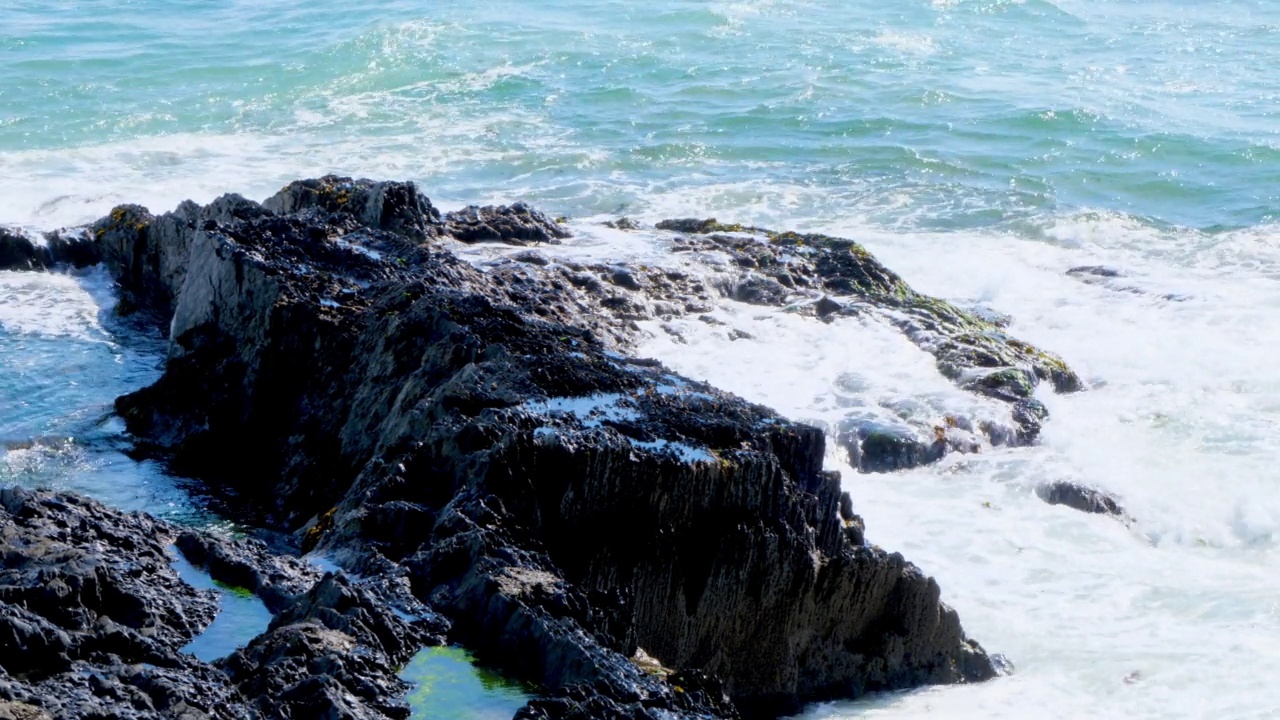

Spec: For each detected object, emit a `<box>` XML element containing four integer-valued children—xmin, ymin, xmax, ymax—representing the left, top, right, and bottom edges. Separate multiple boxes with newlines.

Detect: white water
<box><xmin>455</xmin><ymin>214</ymin><xmax>1280</xmax><ymax>719</ymax></box>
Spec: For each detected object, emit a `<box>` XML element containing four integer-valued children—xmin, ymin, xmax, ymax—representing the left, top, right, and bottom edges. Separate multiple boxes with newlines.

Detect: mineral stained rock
<box><xmin>0</xmin><ymin>176</ymin><xmax>1037</xmax><ymax>718</ymax></box>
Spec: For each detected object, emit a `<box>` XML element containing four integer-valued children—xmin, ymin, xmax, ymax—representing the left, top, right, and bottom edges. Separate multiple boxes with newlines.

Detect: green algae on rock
<box><xmin>656</xmin><ymin>221</ymin><xmax>1082</xmax><ymax>408</ymax></box>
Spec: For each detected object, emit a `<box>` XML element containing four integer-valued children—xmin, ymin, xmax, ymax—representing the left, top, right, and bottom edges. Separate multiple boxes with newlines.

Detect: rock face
<box><xmin>21</xmin><ymin>178</ymin><xmax>1001</xmax><ymax>718</ymax></box>
<box><xmin>0</xmin><ymin>486</ymin><xmax>444</xmax><ymax>720</ymax></box>
<box><xmin>0</xmin><ymin>226</ymin><xmax>99</xmax><ymax>271</ymax></box>
<box><xmin>444</xmin><ymin>202</ymin><xmax>571</xmax><ymax>245</ymax></box>
<box><xmin>0</xmin><ymin>177</ymin><xmax>1087</xmax><ymax>718</ymax></box>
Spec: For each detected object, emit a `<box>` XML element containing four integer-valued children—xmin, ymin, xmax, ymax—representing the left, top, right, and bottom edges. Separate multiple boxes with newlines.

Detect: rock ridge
<box><xmin>0</xmin><ymin>176</ymin><xmax>1079</xmax><ymax>718</ymax></box>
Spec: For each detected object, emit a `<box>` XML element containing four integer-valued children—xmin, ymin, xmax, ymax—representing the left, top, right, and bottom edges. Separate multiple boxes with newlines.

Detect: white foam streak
<box><xmin>0</xmin><ymin>269</ymin><xmax>111</xmax><ymax>341</ymax></box>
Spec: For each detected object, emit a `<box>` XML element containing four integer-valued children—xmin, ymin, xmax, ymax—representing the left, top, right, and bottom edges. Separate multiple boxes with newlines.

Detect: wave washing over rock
<box><xmin>0</xmin><ymin>176</ymin><xmax>1092</xmax><ymax>719</ymax></box>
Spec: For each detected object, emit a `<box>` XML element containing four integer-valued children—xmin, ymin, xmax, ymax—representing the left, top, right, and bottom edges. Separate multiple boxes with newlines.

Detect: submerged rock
<box><xmin>604</xmin><ymin>217</ymin><xmax>641</xmax><ymax>231</ymax></box>
<box><xmin>1066</xmin><ymin>264</ymin><xmax>1190</xmax><ymax>302</ymax></box>
<box><xmin>834</xmin><ymin>420</ymin><xmax>987</xmax><ymax>474</ymax></box>
<box><xmin>654</xmin><ymin>224</ymin><xmax>1082</xmax><ymax>402</ymax></box>
<box><xmin>1036</xmin><ymin>481</ymin><xmax>1128</xmax><ymax>519</ymax></box>
<box><xmin>19</xmin><ymin>180</ymin><xmax>1004</xmax><ymax>718</ymax></box>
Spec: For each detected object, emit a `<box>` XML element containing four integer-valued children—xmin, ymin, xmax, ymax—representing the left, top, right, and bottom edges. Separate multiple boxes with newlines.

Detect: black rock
<box><xmin>445</xmin><ymin>202</ymin><xmax>571</xmax><ymax>245</ymax></box>
<box><xmin>1036</xmin><ymin>482</ymin><xmax>1127</xmax><ymax>519</ymax></box>
<box><xmin>73</xmin><ymin>181</ymin><xmax>999</xmax><ymax>717</ymax></box>
<box><xmin>0</xmin><ymin>486</ymin><xmax>447</xmax><ymax>720</ymax></box>
<box><xmin>1</xmin><ymin>178</ymin><xmax>1058</xmax><ymax>718</ymax></box>
<box><xmin>0</xmin><ymin>226</ymin><xmax>99</xmax><ymax>272</ymax></box>
<box><xmin>221</xmin><ymin>573</ymin><xmax>445</xmax><ymax>720</ymax></box>
<box><xmin>264</xmin><ymin>175</ymin><xmax>442</xmax><ymax>242</ymax></box>
<box><xmin>0</xmin><ymin>227</ymin><xmax>48</xmax><ymax>270</ymax></box>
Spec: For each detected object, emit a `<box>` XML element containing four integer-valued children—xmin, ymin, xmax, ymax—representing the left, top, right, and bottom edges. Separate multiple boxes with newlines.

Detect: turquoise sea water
<box><xmin>5</xmin><ymin>2</ymin><xmax>1280</xmax><ymax>718</ymax></box>
<box><xmin>4</xmin><ymin>0</ymin><xmax>1280</xmax><ymax>231</ymax></box>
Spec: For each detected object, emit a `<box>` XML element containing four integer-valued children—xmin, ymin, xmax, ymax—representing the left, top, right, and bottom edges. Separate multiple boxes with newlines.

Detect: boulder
<box><xmin>264</xmin><ymin>176</ymin><xmax>442</xmax><ymax>242</ymax></box>
<box><xmin>1036</xmin><ymin>482</ymin><xmax>1127</xmax><ymax>519</ymax></box>
<box><xmin>444</xmin><ymin>202</ymin><xmax>571</xmax><ymax>245</ymax></box>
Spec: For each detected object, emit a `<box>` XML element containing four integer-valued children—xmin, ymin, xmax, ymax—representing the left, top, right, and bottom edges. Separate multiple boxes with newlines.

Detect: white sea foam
<box><xmin>0</xmin><ymin>268</ymin><xmax>111</xmax><ymax>341</ymax></box>
<box><xmin>481</xmin><ymin>212</ymin><xmax>1280</xmax><ymax>719</ymax></box>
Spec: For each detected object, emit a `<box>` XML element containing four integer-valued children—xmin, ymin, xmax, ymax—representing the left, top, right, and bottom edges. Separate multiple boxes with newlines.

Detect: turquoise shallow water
<box><xmin>5</xmin><ymin>2</ymin><xmax>1280</xmax><ymax>718</ymax></box>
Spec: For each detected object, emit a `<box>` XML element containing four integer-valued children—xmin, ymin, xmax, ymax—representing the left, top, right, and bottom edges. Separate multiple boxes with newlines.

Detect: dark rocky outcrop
<box><xmin>0</xmin><ymin>178</ymin><xmax>1086</xmax><ymax>718</ymax></box>
<box><xmin>0</xmin><ymin>486</ymin><xmax>445</xmax><ymax>720</ymax></box>
<box><xmin>13</xmin><ymin>180</ymin><xmax>1000</xmax><ymax>718</ymax></box>
<box><xmin>262</xmin><ymin>176</ymin><xmax>443</xmax><ymax>243</ymax></box>
<box><xmin>0</xmin><ymin>487</ymin><xmax>217</xmax><ymax>682</ymax></box>
<box><xmin>1036</xmin><ymin>482</ymin><xmax>1128</xmax><ymax>520</ymax></box>
<box><xmin>444</xmin><ymin>202</ymin><xmax>571</xmax><ymax>245</ymax></box>
<box><xmin>465</xmin><ymin>219</ymin><xmax>1080</xmax><ymax>471</ymax></box>
<box><xmin>0</xmin><ymin>226</ymin><xmax>99</xmax><ymax>271</ymax></box>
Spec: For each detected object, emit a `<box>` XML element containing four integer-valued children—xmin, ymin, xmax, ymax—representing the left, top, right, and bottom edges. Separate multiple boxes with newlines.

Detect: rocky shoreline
<box><xmin>0</xmin><ymin>176</ymin><xmax>1097</xmax><ymax>719</ymax></box>
<box><xmin>0</xmin><ymin>486</ymin><xmax>441</xmax><ymax>720</ymax></box>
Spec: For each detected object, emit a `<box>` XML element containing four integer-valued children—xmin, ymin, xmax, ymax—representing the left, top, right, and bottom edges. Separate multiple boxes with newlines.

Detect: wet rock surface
<box><xmin>0</xmin><ymin>177</ymin><xmax>1083</xmax><ymax>718</ymax></box>
<box><xmin>0</xmin><ymin>486</ymin><xmax>444</xmax><ymax>719</ymax></box>
<box><xmin>473</xmin><ymin>220</ymin><xmax>1081</xmax><ymax>471</ymax></box>
<box><xmin>0</xmin><ymin>226</ymin><xmax>99</xmax><ymax>271</ymax></box>
<box><xmin>647</xmin><ymin>224</ymin><xmax>1081</xmax><ymax>401</ymax></box>
<box><xmin>444</xmin><ymin>202</ymin><xmax>571</xmax><ymax>245</ymax></box>
<box><xmin>1036</xmin><ymin>481</ymin><xmax>1128</xmax><ymax>520</ymax></box>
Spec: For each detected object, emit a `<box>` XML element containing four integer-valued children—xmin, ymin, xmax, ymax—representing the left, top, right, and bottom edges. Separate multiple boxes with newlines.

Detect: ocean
<box><xmin>3</xmin><ymin>1</ymin><xmax>1280</xmax><ymax>717</ymax></box>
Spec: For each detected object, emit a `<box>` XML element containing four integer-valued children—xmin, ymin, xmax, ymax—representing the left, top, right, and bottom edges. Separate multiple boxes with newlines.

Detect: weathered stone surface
<box><xmin>0</xmin><ymin>486</ymin><xmax>444</xmax><ymax>720</ymax></box>
<box><xmin>77</xmin><ymin>182</ymin><xmax>1000</xmax><ymax>717</ymax></box>
<box><xmin>174</xmin><ymin>529</ymin><xmax>322</xmax><ymax>613</ymax></box>
<box><xmin>444</xmin><ymin>202</ymin><xmax>571</xmax><ymax>245</ymax></box>
<box><xmin>0</xmin><ymin>486</ymin><xmax>235</xmax><ymax>719</ymax></box>
<box><xmin>1036</xmin><ymin>481</ymin><xmax>1128</xmax><ymax>519</ymax></box>
<box><xmin>0</xmin><ymin>226</ymin><xmax>99</xmax><ymax>272</ymax></box>
<box><xmin>221</xmin><ymin>573</ymin><xmax>445</xmax><ymax>720</ymax></box>
<box><xmin>264</xmin><ymin>175</ymin><xmax>442</xmax><ymax>242</ymax></box>
<box><xmin>0</xmin><ymin>487</ymin><xmax>217</xmax><ymax>674</ymax></box>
